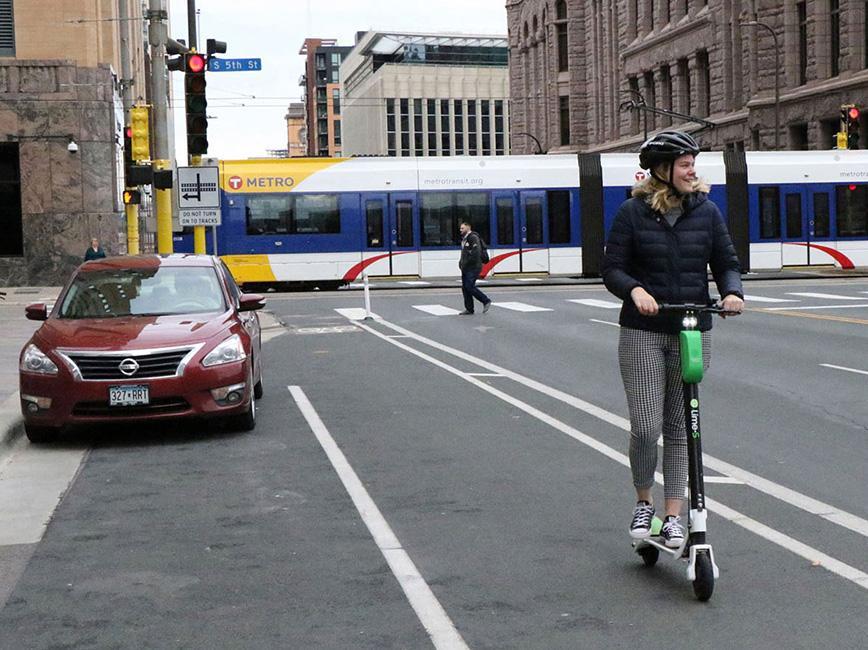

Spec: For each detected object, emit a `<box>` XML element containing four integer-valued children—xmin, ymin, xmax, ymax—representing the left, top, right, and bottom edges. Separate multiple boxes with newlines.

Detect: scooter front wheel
<box><xmin>636</xmin><ymin>545</ymin><xmax>659</xmax><ymax>567</ymax></box>
<box><xmin>692</xmin><ymin>552</ymin><xmax>715</xmax><ymax>601</ymax></box>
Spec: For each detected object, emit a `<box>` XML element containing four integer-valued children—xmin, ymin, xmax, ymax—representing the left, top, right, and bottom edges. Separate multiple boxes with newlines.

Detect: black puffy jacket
<box><xmin>601</xmin><ymin>192</ymin><xmax>743</xmax><ymax>333</ymax></box>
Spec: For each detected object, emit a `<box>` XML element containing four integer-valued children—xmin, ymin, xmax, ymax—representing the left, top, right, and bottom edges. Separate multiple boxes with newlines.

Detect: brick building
<box><xmin>507</xmin><ymin>0</ymin><xmax>868</xmax><ymax>154</ymax></box>
<box><xmin>0</xmin><ymin>0</ymin><xmax>150</xmax><ymax>285</ymax></box>
<box><xmin>298</xmin><ymin>39</ymin><xmax>352</xmax><ymax>157</ymax></box>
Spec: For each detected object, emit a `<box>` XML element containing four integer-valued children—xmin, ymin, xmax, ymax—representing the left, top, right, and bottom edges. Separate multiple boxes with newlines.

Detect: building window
<box><xmin>481</xmin><ymin>101</ymin><xmax>491</xmax><ymax>155</ymax></box>
<box><xmin>628</xmin><ymin>76</ymin><xmax>640</xmax><ymax>133</ymax></box>
<box><xmin>697</xmin><ymin>50</ymin><xmax>710</xmax><ymax>117</ymax></box>
<box><xmin>334</xmin><ymin>121</ymin><xmax>341</xmax><ymax>147</ymax></box>
<box><xmin>468</xmin><ymin>100</ymin><xmax>478</xmax><ymax>155</ymax></box>
<box><xmin>559</xmin><ymin>96</ymin><xmax>570</xmax><ymax>145</ymax></box>
<box><xmin>386</xmin><ymin>98</ymin><xmax>396</xmax><ymax>157</ymax></box>
<box><xmin>831</xmin><ymin>0</ymin><xmax>841</xmax><ymax>77</ymax></box>
<box><xmin>315</xmin><ymin>54</ymin><xmax>326</xmax><ymax>70</ymax></box>
<box><xmin>494</xmin><ymin>100</ymin><xmax>505</xmax><ymax>155</ymax></box>
<box><xmin>414</xmin><ymin>98</ymin><xmax>423</xmax><ymax>156</ymax></box>
<box><xmin>0</xmin><ymin>0</ymin><xmax>14</xmax><ymax>56</ymax></box>
<box><xmin>331</xmin><ymin>53</ymin><xmax>341</xmax><ymax>67</ymax></box>
<box><xmin>0</xmin><ymin>144</ymin><xmax>22</xmax><ymax>255</ymax></box>
<box><xmin>441</xmin><ymin>99</ymin><xmax>451</xmax><ymax>156</ymax></box>
<box><xmin>454</xmin><ymin>100</ymin><xmax>464</xmax><ymax>155</ymax></box>
<box><xmin>427</xmin><ymin>99</ymin><xmax>437</xmax><ymax>155</ymax></box>
<box><xmin>677</xmin><ymin>58</ymin><xmax>690</xmax><ymax>115</ymax></box>
<box><xmin>332</xmin><ymin>89</ymin><xmax>340</xmax><ymax>115</ymax></box>
<box><xmin>556</xmin><ymin>0</ymin><xmax>568</xmax><ymax>72</ymax></box>
<box><xmin>400</xmin><ymin>98</ymin><xmax>410</xmax><ymax>156</ymax></box>
<box><xmin>798</xmin><ymin>2</ymin><xmax>808</xmax><ymax>84</ymax></box>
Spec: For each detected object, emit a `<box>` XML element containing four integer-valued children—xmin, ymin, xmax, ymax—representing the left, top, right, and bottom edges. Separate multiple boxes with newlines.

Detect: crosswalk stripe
<box><xmin>568</xmin><ymin>298</ymin><xmax>622</xmax><ymax>309</ymax></box>
<box><xmin>744</xmin><ymin>294</ymin><xmax>799</xmax><ymax>303</ymax></box>
<box><xmin>413</xmin><ymin>305</ymin><xmax>461</xmax><ymax>316</ymax></box>
<box><xmin>787</xmin><ymin>292</ymin><xmax>864</xmax><ymax>300</ymax></box>
<box><xmin>335</xmin><ymin>308</ymin><xmax>379</xmax><ymax>320</ymax></box>
<box><xmin>493</xmin><ymin>301</ymin><xmax>553</xmax><ymax>312</ymax></box>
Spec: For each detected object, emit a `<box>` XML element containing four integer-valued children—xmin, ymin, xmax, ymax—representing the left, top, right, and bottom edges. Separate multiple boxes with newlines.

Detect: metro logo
<box><xmin>221</xmin><ymin>158</ymin><xmax>346</xmax><ymax>192</ymax></box>
<box><xmin>246</xmin><ymin>176</ymin><xmax>295</xmax><ymax>188</ymax></box>
<box><xmin>228</xmin><ymin>176</ymin><xmax>243</xmax><ymax>190</ymax></box>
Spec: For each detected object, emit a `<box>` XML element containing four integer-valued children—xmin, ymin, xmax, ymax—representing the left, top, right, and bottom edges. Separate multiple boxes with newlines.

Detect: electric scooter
<box><xmin>632</xmin><ymin>302</ymin><xmax>728</xmax><ymax>601</ymax></box>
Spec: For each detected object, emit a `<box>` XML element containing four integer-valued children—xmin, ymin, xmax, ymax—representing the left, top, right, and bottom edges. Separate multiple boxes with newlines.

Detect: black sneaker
<box><xmin>458</xmin><ymin>310</ymin><xmax>473</xmax><ymax>315</ymax></box>
<box><xmin>482</xmin><ymin>301</ymin><xmax>491</xmax><ymax>313</ymax></box>
<box><xmin>629</xmin><ymin>501</ymin><xmax>655</xmax><ymax>539</ymax></box>
<box><xmin>661</xmin><ymin>515</ymin><xmax>685</xmax><ymax>548</ymax></box>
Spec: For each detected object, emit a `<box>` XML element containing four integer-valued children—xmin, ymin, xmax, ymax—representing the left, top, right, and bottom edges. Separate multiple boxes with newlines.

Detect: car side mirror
<box><xmin>238</xmin><ymin>293</ymin><xmax>266</xmax><ymax>312</ymax></box>
<box><xmin>25</xmin><ymin>303</ymin><xmax>48</xmax><ymax>321</ymax></box>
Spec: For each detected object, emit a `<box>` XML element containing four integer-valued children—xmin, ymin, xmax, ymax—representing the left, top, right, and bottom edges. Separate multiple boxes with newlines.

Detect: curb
<box><xmin>0</xmin><ymin>392</ymin><xmax>23</xmax><ymax>455</ymax></box>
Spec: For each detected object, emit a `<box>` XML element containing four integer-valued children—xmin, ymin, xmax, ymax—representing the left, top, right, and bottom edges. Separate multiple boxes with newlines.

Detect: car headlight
<box><xmin>20</xmin><ymin>344</ymin><xmax>59</xmax><ymax>375</ymax></box>
<box><xmin>202</xmin><ymin>334</ymin><xmax>247</xmax><ymax>367</ymax></box>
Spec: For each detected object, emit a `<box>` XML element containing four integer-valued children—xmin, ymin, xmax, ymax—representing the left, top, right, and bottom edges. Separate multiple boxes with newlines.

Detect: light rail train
<box><xmin>172</xmin><ymin>151</ymin><xmax>868</xmax><ymax>289</ymax></box>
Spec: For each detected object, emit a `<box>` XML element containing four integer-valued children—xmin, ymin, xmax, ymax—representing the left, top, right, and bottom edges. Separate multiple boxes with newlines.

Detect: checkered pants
<box><xmin>618</xmin><ymin>327</ymin><xmax>711</xmax><ymax>500</ymax></box>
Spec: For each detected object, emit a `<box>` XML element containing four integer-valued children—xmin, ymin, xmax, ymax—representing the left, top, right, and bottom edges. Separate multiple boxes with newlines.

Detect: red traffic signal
<box><xmin>849</xmin><ymin>107</ymin><xmax>860</xmax><ymax>121</ymax></box>
<box><xmin>186</xmin><ymin>53</ymin><xmax>206</xmax><ymax>73</ymax></box>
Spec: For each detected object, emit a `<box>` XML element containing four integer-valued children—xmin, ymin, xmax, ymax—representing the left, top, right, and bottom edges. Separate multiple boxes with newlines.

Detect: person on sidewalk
<box><xmin>458</xmin><ymin>222</ymin><xmax>491</xmax><ymax>315</ymax></box>
<box><xmin>84</xmin><ymin>237</ymin><xmax>106</xmax><ymax>261</ymax></box>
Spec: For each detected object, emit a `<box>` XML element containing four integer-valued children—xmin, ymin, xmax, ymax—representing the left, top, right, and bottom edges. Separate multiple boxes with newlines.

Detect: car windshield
<box><xmin>59</xmin><ymin>266</ymin><xmax>227</xmax><ymax>318</ymax></box>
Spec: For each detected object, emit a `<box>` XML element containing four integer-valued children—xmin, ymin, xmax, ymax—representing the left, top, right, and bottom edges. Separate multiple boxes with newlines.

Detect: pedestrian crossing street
<box><xmin>399</xmin><ymin>291</ymin><xmax>868</xmax><ymax>317</ymax></box>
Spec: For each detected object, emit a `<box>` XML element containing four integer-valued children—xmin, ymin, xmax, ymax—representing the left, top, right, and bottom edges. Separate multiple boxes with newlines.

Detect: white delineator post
<box><xmin>363</xmin><ymin>272</ymin><xmax>373</xmax><ymax>320</ymax></box>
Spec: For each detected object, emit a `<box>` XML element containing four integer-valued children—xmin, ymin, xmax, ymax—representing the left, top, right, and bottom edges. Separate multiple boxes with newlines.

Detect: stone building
<box><xmin>506</xmin><ymin>0</ymin><xmax>868</xmax><ymax>154</ymax></box>
<box><xmin>0</xmin><ymin>0</ymin><xmax>149</xmax><ymax>285</ymax></box>
<box><xmin>285</xmin><ymin>102</ymin><xmax>306</xmax><ymax>157</ymax></box>
<box><xmin>340</xmin><ymin>30</ymin><xmax>511</xmax><ymax>157</ymax></box>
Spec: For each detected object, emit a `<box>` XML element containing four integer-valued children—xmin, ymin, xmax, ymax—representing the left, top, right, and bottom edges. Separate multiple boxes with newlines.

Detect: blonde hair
<box><xmin>632</xmin><ymin>162</ymin><xmax>711</xmax><ymax>214</ymax></box>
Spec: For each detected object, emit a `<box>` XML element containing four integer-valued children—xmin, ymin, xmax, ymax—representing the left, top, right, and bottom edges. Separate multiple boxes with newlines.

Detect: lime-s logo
<box><xmin>690</xmin><ymin>398</ymin><xmax>699</xmax><ymax>408</ymax></box>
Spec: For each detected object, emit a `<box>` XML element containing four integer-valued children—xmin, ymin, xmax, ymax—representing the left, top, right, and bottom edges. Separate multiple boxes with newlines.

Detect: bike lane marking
<box><xmin>288</xmin><ymin>386</ymin><xmax>469</xmax><ymax>650</ymax></box>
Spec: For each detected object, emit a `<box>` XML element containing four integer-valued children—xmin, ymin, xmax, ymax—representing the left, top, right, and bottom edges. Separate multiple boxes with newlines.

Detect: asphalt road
<box><xmin>0</xmin><ymin>278</ymin><xmax>866</xmax><ymax>648</ymax></box>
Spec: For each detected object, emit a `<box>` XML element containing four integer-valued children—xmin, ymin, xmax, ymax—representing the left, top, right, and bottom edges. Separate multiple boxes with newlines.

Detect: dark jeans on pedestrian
<box><xmin>461</xmin><ymin>267</ymin><xmax>490</xmax><ymax>313</ymax></box>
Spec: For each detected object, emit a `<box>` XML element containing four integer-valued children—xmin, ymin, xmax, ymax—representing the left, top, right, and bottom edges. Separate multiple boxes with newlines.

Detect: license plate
<box><xmin>109</xmin><ymin>385</ymin><xmax>150</xmax><ymax>406</ymax></box>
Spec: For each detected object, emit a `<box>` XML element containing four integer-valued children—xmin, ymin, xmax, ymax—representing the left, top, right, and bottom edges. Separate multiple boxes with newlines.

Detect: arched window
<box><xmin>555</xmin><ymin>1</ymin><xmax>568</xmax><ymax>72</ymax></box>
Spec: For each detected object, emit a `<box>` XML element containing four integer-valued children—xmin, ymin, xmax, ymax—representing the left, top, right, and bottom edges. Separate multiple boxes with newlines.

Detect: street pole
<box><xmin>743</xmin><ymin>20</ymin><xmax>780</xmax><ymax>150</ymax></box>
<box><xmin>147</xmin><ymin>0</ymin><xmax>173</xmax><ymax>254</ymax></box>
<box><xmin>187</xmin><ymin>0</ymin><xmax>206</xmax><ymax>254</ymax></box>
<box><xmin>118</xmin><ymin>0</ymin><xmax>139</xmax><ymax>255</ymax></box>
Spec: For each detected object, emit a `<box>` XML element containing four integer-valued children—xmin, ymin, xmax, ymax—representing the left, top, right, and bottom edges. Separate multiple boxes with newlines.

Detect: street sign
<box><xmin>179</xmin><ymin>207</ymin><xmax>222</xmax><ymax>226</ymax></box>
<box><xmin>177</xmin><ymin>166</ymin><xmax>219</xmax><ymax>209</ymax></box>
<box><xmin>208</xmin><ymin>58</ymin><xmax>262</xmax><ymax>72</ymax></box>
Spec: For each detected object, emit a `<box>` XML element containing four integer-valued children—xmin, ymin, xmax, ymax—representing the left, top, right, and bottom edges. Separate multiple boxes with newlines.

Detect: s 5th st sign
<box><xmin>208</xmin><ymin>58</ymin><xmax>262</xmax><ymax>72</ymax></box>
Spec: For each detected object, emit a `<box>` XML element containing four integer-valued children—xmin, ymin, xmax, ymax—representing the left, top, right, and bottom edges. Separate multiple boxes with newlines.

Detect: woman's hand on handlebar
<box><xmin>631</xmin><ymin>286</ymin><xmax>658</xmax><ymax>316</ymax></box>
<box><xmin>719</xmin><ymin>294</ymin><xmax>744</xmax><ymax>317</ymax></box>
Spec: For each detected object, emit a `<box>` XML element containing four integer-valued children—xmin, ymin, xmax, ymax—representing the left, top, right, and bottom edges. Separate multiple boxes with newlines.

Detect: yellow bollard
<box><xmin>154</xmin><ymin>159</ymin><xmax>173</xmax><ymax>254</ymax></box>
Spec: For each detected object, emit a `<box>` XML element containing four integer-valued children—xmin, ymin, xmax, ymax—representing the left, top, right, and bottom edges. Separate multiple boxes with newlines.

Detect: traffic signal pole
<box><xmin>187</xmin><ymin>0</ymin><xmax>206</xmax><ymax>254</ymax></box>
<box><xmin>147</xmin><ymin>0</ymin><xmax>173</xmax><ymax>254</ymax></box>
<box><xmin>118</xmin><ymin>0</ymin><xmax>139</xmax><ymax>254</ymax></box>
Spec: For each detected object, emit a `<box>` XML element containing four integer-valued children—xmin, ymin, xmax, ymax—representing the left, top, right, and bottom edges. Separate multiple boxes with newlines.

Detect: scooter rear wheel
<box><xmin>637</xmin><ymin>545</ymin><xmax>659</xmax><ymax>567</ymax></box>
<box><xmin>692</xmin><ymin>552</ymin><xmax>715</xmax><ymax>601</ymax></box>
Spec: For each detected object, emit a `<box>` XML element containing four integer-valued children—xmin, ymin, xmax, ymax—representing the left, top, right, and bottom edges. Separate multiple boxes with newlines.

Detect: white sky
<box><xmin>166</xmin><ymin>0</ymin><xmax>508</xmax><ymax>160</ymax></box>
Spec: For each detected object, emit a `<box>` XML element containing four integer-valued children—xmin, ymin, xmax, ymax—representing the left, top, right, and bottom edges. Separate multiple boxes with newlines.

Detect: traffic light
<box><xmin>129</xmin><ymin>105</ymin><xmax>150</xmax><ymax>162</ymax></box>
<box><xmin>847</xmin><ymin>106</ymin><xmax>860</xmax><ymax>149</ymax></box>
<box><xmin>185</xmin><ymin>52</ymin><xmax>208</xmax><ymax>155</ymax></box>
<box><xmin>122</xmin><ymin>189</ymin><xmax>141</xmax><ymax>205</ymax></box>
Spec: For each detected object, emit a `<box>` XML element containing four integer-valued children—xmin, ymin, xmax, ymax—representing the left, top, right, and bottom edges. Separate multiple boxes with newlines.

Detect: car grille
<box><xmin>65</xmin><ymin>349</ymin><xmax>193</xmax><ymax>380</ymax></box>
<box><xmin>72</xmin><ymin>397</ymin><xmax>190</xmax><ymax>417</ymax></box>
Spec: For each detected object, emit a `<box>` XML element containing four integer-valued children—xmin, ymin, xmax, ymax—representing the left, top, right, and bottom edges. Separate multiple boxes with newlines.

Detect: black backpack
<box><xmin>477</xmin><ymin>234</ymin><xmax>490</xmax><ymax>264</ymax></box>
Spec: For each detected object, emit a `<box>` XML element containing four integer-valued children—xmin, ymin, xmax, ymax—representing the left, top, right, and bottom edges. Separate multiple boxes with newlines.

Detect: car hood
<box><xmin>34</xmin><ymin>312</ymin><xmax>234</xmax><ymax>351</ymax></box>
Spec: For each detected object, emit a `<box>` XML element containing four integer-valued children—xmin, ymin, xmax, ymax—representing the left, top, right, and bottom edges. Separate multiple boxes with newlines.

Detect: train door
<box><xmin>388</xmin><ymin>193</ymin><xmax>419</xmax><ymax>276</ymax></box>
<box><xmin>781</xmin><ymin>185</ymin><xmax>833</xmax><ymax>266</ymax></box>
<box><xmin>519</xmin><ymin>191</ymin><xmax>549</xmax><ymax>272</ymax></box>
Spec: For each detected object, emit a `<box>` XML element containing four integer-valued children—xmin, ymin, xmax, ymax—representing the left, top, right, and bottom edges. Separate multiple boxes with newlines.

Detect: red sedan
<box><xmin>19</xmin><ymin>255</ymin><xmax>265</xmax><ymax>443</ymax></box>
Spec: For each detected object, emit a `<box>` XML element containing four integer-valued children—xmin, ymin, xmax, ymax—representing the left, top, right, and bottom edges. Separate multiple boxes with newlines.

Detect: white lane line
<box><xmin>288</xmin><ymin>386</ymin><xmax>469</xmax><ymax>650</ymax></box>
<box><xmin>413</xmin><ymin>305</ymin><xmax>462</xmax><ymax>316</ymax></box>
<box><xmin>589</xmin><ymin>319</ymin><xmax>620</xmax><ymax>328</ymax></box>
<box><xmin>820</xmin><ymin>363</ymin><xmax>868</xmax><ymax>376</ymax></box>
<box><xmin>493</xmin><ymin>302</ymin><xmax>553</xmax><ymax>312</ymax></box>
<box><xmin>363</xmin><ymin>318</ymin><xmax>868</xmax><ymax>540</ymax></box>
<box><xmin>467</xmin><ymin>373</ymin><xmax>505</xmax><ymax>377</ymax></box>
<box><xmin>351</xmin><ymin>321</ymin><xmax>868</xmax><ymax>590</ymax></box>
<box><xmin>763</xmin><ymin>303</ymin><xmax>868</xmax><ymax>311</ymax></box>
<box><xmin>335</xmin><ymin>308</ymin><xmax>379</xmax><ymax>321</ymax></box>
<box><xmin>568</xmin><ymin>299</ymin><xmax>622</xmax><ymax>309</ymax></box>
<box><xmin>743</xmin><ymin>295</ymin><xmax>799</xmax><ymax>303</ymax></box>
<box><xmin>705</xmin><ymin>476</ymin><xmax>745</xmax><ymax>485</ymax></box>
<box><xmin>0</xmin><ymin>441</ymin><xmax>88</xmax><ymax>546</ymax></box>
<box><xmin>786</xmin><ymin>292</ymin><xmax>865</xmax><ymax>300</ymax></box>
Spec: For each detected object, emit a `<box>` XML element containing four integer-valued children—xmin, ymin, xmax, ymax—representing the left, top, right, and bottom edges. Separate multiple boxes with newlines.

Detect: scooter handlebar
<box><xmin>656</xmin><ymin>302</ymin><xmax>730</xmax><ymax>315</ymax></box>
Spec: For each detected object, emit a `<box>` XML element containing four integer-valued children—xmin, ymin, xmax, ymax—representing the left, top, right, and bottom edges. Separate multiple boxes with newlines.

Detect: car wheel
<box><xmin>24</xmin><ymin>423</ymin><xmax>59</xmax><ymax>444</ymax></box>
<box><xmin>232</xmin><ymin>369</ymin><xmax>257</xmax><ymax>432</ymax></box>
<box><xmin>254</xmin><ymin>373</ymin><xmax>264</xmax><ymax>399</ymax></box>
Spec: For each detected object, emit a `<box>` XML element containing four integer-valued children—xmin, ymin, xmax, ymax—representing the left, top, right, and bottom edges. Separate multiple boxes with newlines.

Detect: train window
<box><xmin>525</xmin><ymin>198</ymin><xmax>544</xmax><ymax>244</ymax></box>
<box><xmin>420</xmin><ymin>192</ymin><xmax>490</xmax><ymax>246</ymax></box>
<box><xmin>245</xmin><ymin>194</ymin><xmax>340</xmax><ymax>235</ymax></box>
<box><xmin>548</xmin><ymin>190</ymin><xmax>571</xmax><ymax>243</ymax></box>
<box><xmin>758</xmin><ymin>187</ymin><xmax>781</xmax><ymax>239</ymax></box>
<box><xmin>836</xmin><ymin>185</ymin><xmax>868</xmax><ymax>236</ymax></box>
<box><xmin>366</xmin><ymin>200</ymin><xmax>384</xmax><ymax>248</ymax></box>
<box><xmin>395</xmin><ymin>200</ymin><xmax>414</xmax><ymax>247</ymax></box>
<box><xmin>813</xmin><ymin>193</ymin><xmax>830</xmax><ymax>237</ymax></box>
<box><xmin>785</xmin><ymin>193</ymin><xmax>802</xmax><ymax>239</ymax></box>
<box><xmin>496</xmin><ymin>197</ymin><xmax>514</xmax><ymax>245</ymax></box>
